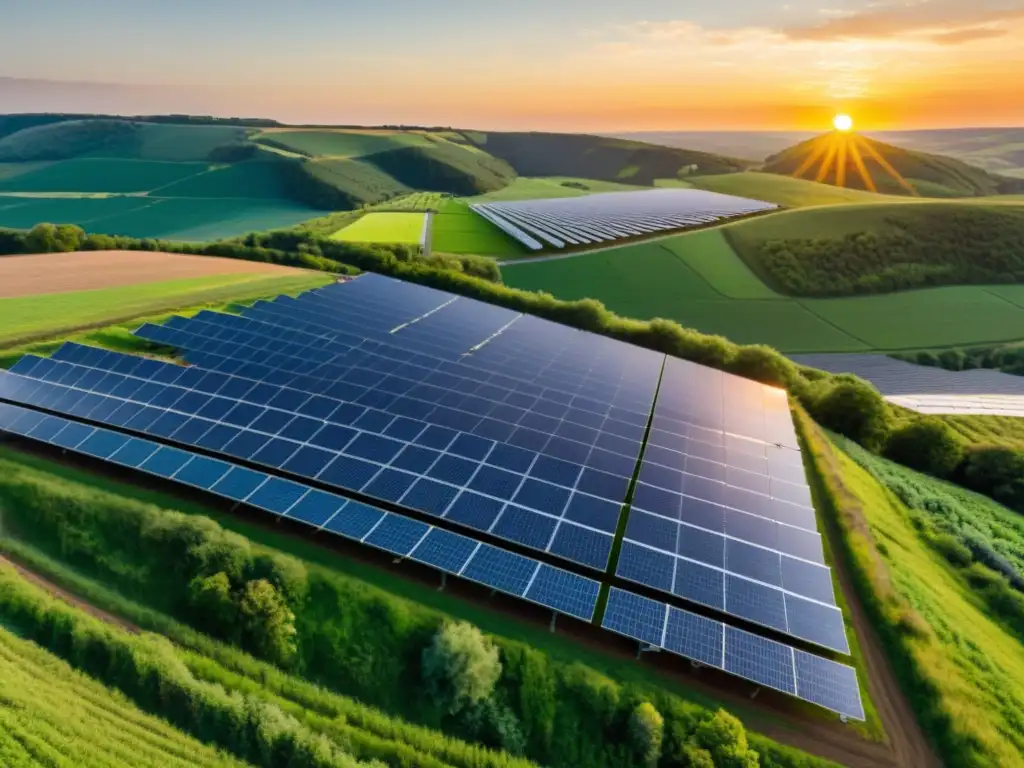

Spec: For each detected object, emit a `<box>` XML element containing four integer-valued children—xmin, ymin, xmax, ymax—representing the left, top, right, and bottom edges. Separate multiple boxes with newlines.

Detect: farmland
<box><xmin>431</xmin><ymin>198</ymin><xmax>526</xmax><ymax>256</ymax></box>
<box><xmin>255</xmin><ymin>128</ymin><xmax>432</xmax><ymax>157</ymax></box>
<box><xmin>803</xmin><ymin>420</ymin><xmax>1024</xmax><ymax>768</ymax></box>
<box><xmin>502</xmin><ymin>199</ymin><xmax>1024</xmax><ymax>353</ymax></box>
<box><xmin>330</xmin><ymin>211</ymin><xmax>425</xmax><ymax>245</ymax></box>
<box><xmin>0</xmin><ymin>612</ymin><xmax>247</xmax><ymax>768</ymax></box>
<box><xmin>467</xmin><ymin>176</ymin><xmax>649</xmax><ymax>201</ymax></box>
<box><xmin>0</xmin><ymin>251</ymin><xmax>330</xmax><ymax>346</ymax></box>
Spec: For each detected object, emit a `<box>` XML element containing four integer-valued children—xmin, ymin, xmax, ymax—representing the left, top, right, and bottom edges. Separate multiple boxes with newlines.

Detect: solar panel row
<box><xmin>602</xmin><ymin>588</ymin><xmax>864</xmax><ymax>721</ymax></box>
<box><xmin>0</xmin><ymin>401</ymin><xmax>601</xmax><ymax>621</ymax></box>
<box><xmin>470</xmin><ymin>189</ymin><xmax>779</xmax><ymax>251</ymax></box>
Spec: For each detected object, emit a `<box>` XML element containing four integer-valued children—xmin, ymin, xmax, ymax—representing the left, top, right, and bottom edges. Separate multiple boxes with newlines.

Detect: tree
<box><xmin>422</xmin><ymin>621</ymin><xmax>501</xmax><ymax>714</ymax></box>
<box><xmin>959</xmin><ymin>447</ymin><xmax>1024</xmax><ymax>512</ymax></box>
<box><xmin>25</xmin><ymin>222</ymin><xmax>86</xmax><ymax>253</ymax></box>
<box><xmin>238</xmin><ymin>579</ymin><xmax>298</xmax><ymax>665</ymax></box>
<box><xmin>694</xmin><ymin>710</ymin><xmax>759</xmax><ymax>768</ymax></box>
<box><xmin>884</xmin><ymin>418</ymin><xmax>965</xmax><ymax>478</ymax></box>
<box><xmin>186</xmin><ymin>572</ymin><xmax>238</xmax><ymax>638</ymax></box>
<box><xmin>628</xmin><ymin>701</ymin><xmax>664</xmax><ymax>768</ymax></box>
<box><xmin>812</xmin><ymin>380</ymin><xmax>890</xmax><ymax>451</ymax></box>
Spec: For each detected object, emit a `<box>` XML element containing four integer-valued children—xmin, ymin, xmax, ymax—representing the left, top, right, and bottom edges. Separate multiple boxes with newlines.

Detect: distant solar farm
<box><xmin>471</xmin><ymin>188</ymin><xmax>778</xmax><ymax>251</ymax></box>
<box><xmin>0</xmin><ymin>273</ymin><xmax>863</xmax><ymax>722</ymax></box>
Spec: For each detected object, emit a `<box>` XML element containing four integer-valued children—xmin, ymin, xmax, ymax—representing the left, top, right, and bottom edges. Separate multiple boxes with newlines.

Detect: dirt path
<box><xmin>800</xmin><ymin>417</ymin><xmax>942</xmax><ymax>768</ymax></box>
<box><xmin>0</xmin><ymin>553</ymin><xmax>139</xmax><ymax>634</ymax></box>
<box><xmin>0</xmin><ymin>251</ymin><xmax>304</xmax><ymax>299</ymax></box>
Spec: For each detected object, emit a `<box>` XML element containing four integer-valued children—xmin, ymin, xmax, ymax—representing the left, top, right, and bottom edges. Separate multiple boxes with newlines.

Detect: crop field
<box><xmin>0</xmin><ymin>251</ymin><xmax>329</xmax><ymax>346</ymax></box>
<box><xmin>806</xmin><ymin>428</ymin><xmax>1024</xmax><ymax>768</ymax></box>
<box><xmin>502</xmin><ymin>220</ymin><xmax>1024</xmax><ymax>353</ymax></box>
<box><xmin>369</xmin><ymin>191</ymin><xmax>446</xmax><ymax>211</ymax></box>
<box><xmin>330</xmin><ymin>211</ymin><xmax>426</xmax><ymax>244</ymax></box>
<box><xmin>256</xmin><ymin>128</ymin><xmax>432</xmax><ymax>157</ymax></box>
<box><xmin>0</xmin><ymin>619</ymin><xmax>246</xmax><ymax>768</ymax></box>
<box><xmin>467</xmin><ymin>176</ymin><xmax>648</xmax><ymax>201</ymax></box>
<box><xmin>431</xmin><ymin>199</ymin><xmax>526</xmax><ymax>256</ymax></box>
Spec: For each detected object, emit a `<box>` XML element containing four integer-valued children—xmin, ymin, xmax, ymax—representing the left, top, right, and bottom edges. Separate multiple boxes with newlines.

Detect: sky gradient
<box><xmin>2</xmin><ymin>0</ymin><xmax>1022</xmax><ymax>130</ymax></box>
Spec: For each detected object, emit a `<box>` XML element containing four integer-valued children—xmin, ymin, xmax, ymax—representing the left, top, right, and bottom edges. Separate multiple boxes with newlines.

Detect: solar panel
<box><xmin>0</xmin><ymin>401</ymin><xmax>600</xmax><ymax>623</ymax></box>
<box><xmin>470</xmin><ymin>189</ymin><xmax>778</xmax><ymax>251</ymax></box>
<box><xmin>602</xmin><ymin>588</ymin><xmax>864</xmax><ymax>721</ymax></box>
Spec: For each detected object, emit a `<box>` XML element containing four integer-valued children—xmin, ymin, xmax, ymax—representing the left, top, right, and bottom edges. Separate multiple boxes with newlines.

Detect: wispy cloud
<box><xmin>780</xmin><ymin>0</ymin><xmax>1024</xmax><ymax>44</ymax></box>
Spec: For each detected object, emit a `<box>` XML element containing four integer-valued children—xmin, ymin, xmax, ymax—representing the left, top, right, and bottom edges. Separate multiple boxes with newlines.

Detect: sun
<box><xmin>833</xmin><ymin>114</ymin><xmax>854</xmax><ymax>132</ymax></box>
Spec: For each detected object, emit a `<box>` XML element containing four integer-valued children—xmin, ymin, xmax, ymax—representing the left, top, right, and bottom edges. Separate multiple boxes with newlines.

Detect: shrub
<box><xmin>238</xmin><ymin>579</ymin><xmax>298</xmax><ymax>666</ymax></box>
<box><xmin>884</xmin><ymin>418</ymin><xmax>964</xmax><ymax>478</ymax></box>
<box><xmin>958</xmin><ymin>447</ymin><xmax>1024</xmax><ymax>513</ymax></box>
<box><xmin>812</xmin><ymin>381</ymin><xmax>891</xmax><ymax>451</ymax></box>
<box><xmin>628</xmin><ymin>702</ymin><xmax>664</xmax><ymax>768</ymax></box>
<box><xmin>693</xmin><ymin>710</ymin><xmax>759</xmax><ymax>768</ymax></box>
<box><xmin>422</xmin><ymin>622</ymin><xmax>501</xmax><ymax>715</ymax></box>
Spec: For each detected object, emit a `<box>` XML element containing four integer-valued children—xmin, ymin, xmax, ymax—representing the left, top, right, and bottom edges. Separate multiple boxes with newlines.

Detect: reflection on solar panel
<box><xmin>617</xmin><ymin>356</ymin><xmax>850</xmax><ymax>654</ymax></box>
<box><xmin>602</xmin><ymin>589</ymin><xmax>864</xmax><ymax>721</ymax></box>
<box><xmin>0</xmin><ymin>401</ymin><xmax>600</xmax><ymax>622</ymax></box>
<box><xmin>471</xmin><ymin>189</ymin><xmax>778</xmax><ymax>251</ymax></box>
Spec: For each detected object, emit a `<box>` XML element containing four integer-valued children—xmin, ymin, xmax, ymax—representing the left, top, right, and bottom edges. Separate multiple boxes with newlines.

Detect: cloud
<box><xmin>781</xmin><ymin>0</ymin><xmax>1024</xmax><ymax>44</ymax></box>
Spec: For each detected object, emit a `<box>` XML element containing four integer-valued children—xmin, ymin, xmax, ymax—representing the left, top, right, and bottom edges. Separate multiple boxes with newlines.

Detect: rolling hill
<box><xmin>467</xmin><ymin>131</ymin><xmax>754</xmax><ymax>185</ymax></box>
<box><xmin>763</xmin><ymin>133</ymin><xmax>1024</xmax><ymax>197</ymax></box>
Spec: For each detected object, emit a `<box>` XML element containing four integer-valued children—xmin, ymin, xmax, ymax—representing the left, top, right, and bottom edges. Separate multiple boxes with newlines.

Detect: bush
<box><xmin>884</xmin><ymin>418</ymin><xmax>964</xmax><ymax>478</ymax></box>
<box><xmin>958</xmin><ymin>447</ymin><xmax>1024</xmax><ymax>513</ymax></box>
<box><xmin>238</xmin><ymin>578</ymin><xmax>298</xmax><ymax>666</ymax></box>
<box><xmin>422</xmin><ymin>622</ymin><xmax>501</xmax><ymax>715</ymax></box>
<box><xmin>812</xmin><ymin>381</ymin><xmax>891</xmax><ymax>451</ymax></box>
<box><xmin>693</xmin><ymin>710</ymin><xmax>759</xmax><ymax>768</ymax></box>
<box><xmin>628</xmin><ymin>702</ymin><xmax>664</xmax><ymax>768</ymax></box>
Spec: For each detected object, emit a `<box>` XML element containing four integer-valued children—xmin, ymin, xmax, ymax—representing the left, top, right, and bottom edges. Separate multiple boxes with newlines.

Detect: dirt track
<box><xmin>0</xmin><ymin>251</ymin><xmax>303</xmax><ymax>299</ymax></box>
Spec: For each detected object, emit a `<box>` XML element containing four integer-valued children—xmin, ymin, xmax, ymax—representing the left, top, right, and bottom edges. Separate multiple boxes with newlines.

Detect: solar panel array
<box><xmin>0</xmin><ymin>401</ymin><xmax>601</xmax><ymax>620</ymax></box>
<box><xmin>603</xmin><ymin>589</ymin><xmax>864</xmax><ymax>720</ymax></box>
<box><xmin>471</xmin><ymin>189</ymin><xmax>778</xmax><ymax>251</ymax></box>
<box><xmin>792</xmin><ymin>353</ymin><xmax>1024</xmax><ymax>416</ymax></box>
<box><xmin>0</xmin><ymin>272</ymin><xmax>864</xmax><ymax>721</ymax></box>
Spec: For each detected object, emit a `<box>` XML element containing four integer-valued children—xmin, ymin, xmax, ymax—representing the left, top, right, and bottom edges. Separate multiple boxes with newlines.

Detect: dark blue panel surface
<box><xmin>664</xmin><ymin>607</ymin><xmax>724</xmax><ymax>669</ymax></box>
<box><xmin>784</xmin><ymin>595</ymin><xmax>849</xmax><ymax>654</ymax></box>
<box><xmin>286</xmin><ymin>489</ymin><xmax>345</xmax><ymax>527</ymax></box>
<box><xmin>525</xmin><ymin>565</ymin><xmax>599</xmax><ymax>621</ymax></box>
<box><xmin>725</xmin><ymin>575</ymin><xmax>788</xmax><ymax>633</ymax></box>
<box><xmin>365</xmin><ymin>514</ymin><xmax>429</xmax><ymax>556</ymax></box>
<box><xmin>602</xmin><ymin>588</ymin><xmax>666</xmax><ymax>646</ymax></box>
<box><xmin>140</xmin><ymin>447</ymin><xmax>194</xmax><ymax>478</ymax></box>
<box><xmin>616</xmin><ymin>542</ymin><xmax>674</xmax><ymax>594</ymax></box>
<box><xmin>723</xmin><ymin>626</ymin><xmax>796</xmax><ymax>695</ymax></box>
<box><xmin>174</xmin><ymin>455</ymin><xmax>232</xmax><ymax>490</ymax></box>
<box><xmin>548</xmin><ymin>523</ymin><xmax>612</xmax><ymax>570</ymax></box>
<box><xmin>248</xmin><ymin>477</ymin><xmax>309</xmax><ymax>515</ymax></box>
<box><xmin>794</xmin><ymin>650</ymin><xmax>864</xmax><ymax>720</ymax></box>
<box><xmin>211</xmin><ymin>467</ymin><xmax>268</xmax><ymax>502</ymax></box>
<box><xmin>410</xmin><ymin>528</ymin><xmax>479</xmax><ymax>572</ymax></box>
<box><xmin>323</xmin><ymin>501</ymin><xmax>385</xmax><ymax>540</ymax></box>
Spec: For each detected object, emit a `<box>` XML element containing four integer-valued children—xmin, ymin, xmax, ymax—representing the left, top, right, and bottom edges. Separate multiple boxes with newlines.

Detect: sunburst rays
<box><xmin>790</xmin><ymin>130</ymin><xmax>917</xmax><ymax>195</ymax></box>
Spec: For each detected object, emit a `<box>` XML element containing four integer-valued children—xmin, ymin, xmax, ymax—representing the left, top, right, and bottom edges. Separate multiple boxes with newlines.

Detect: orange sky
<box><xmin>3</xmin><ymin>0</ymin><xmax>1023</xmax><ymax>130</ymax></box>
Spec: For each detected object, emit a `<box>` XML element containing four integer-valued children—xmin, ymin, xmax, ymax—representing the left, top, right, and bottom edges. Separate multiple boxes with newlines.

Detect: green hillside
<box><xmin>501</xmin><ymin>205</ymin><xmax>1024</xmax><ymax>353</ymax></box>
<box><xmin>687</xmin><ymin>171</ymin><xmax>908</xmax><ymax>208</ymax></box>
<box><xmin>724</xmin><ymin>201</ymin><xmax>1024</xmax><ymax>296</ymax></box>
<box><xmin>472</xmin><ymin>131</ymin><xmax>752</xmax><ymax>185</ymax></box>
<box><xmin>763</xmin><ymin>134</ymin><xmax>1024</xmax><ymax>197</ymax></box>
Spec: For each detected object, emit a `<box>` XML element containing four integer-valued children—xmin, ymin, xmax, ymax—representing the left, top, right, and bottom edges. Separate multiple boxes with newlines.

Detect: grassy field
<box><xmin>467</xmin><ymin>176</ymin><xmax>648</xmax><ymax>201</ymax></box>
<box><xmin>330</xmin><ymin>211</ymin><xmax>425</xmax><ymax>244</ymax></box>
<box><xmin>368</xmin><ymin>191</ymin><xmax>446</xmax><ymax>210</ymax></box>
<box><xmin>0</xmin><ymin>621</ymin><xmax>247</xmax><ymax>768</ymax></box>
<box><xmin>802</xmin><ymin>420</ymin><xmax>1024</xmax><ymax>768</ymax></box>
<box><xmin>0</xmin><ymin>158</ymin><xmax>209</xmax><ymax>194</ymax></box>
<box><xmin>688</xmin><ymin>172</ymin><xmax>907</xmax><ymax>207</ymax></box>
<box><xmin>256</xmin><ymin>129</ymin><xmax>431</xmax><ymax>157</ymax></box>
<box><xmin>0</xmin><ymin>272</ymin><xmax>332</xmax><ymax>348</ymax></box>
<box><xmin>431</xmin><ymin>199</ymin><xmax>526</xmax><ymax>256</ymax></box>
<box><xmin>502</xmin><ymin>200</ymin><xmax>1024</xmax><ymax>352</ymax></box>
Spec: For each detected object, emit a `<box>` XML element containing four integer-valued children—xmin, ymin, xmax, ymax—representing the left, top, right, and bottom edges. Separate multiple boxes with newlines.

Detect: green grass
<box><xmin>154</xmin><ymin>159</ymin><xmax>292</xmax><ymax>199</ymax></box>
<box><xmin>330</xmin><ymin>211</ymin><xmax>425</xmax><ymax>245</ymax></box>
<box><xmin>660</xmin><ymin>229</ymin><xmax>782</xmax><ymax>299</ymax></box>
<box><xmin>368</xmin><ymin>191</ymin><xmax>446</xmax><ymax>211</ymax></box>
<box><xmin>802</xmin><ymin>419</ymin><xmax>1024</xmax><ymax>768</ymax></box>
<box><xmin>105</xmin><ymin>123</ymin><xmax>248</xmax><ymax>162</ymax></box>
<box><xmin>0</xmin><ymin>162</ymin><xmax>52</xmax><ymax>181</ymax></box>
<box><xmin>0</xmin><ymin>272</ymin><xmax>332</xmax><ymax>349</ymax></box>
<box><xmin>256</xmin><ymin>129</ymin><xmax>431</xmax><ymax>158</ymax></box>
<box><xmin>502</xmin><ymin>200</ymin><xmax>1024</xmax><ymax>352</ymax></box>
<box><xmin>466</xmin><ymin>176</ymin><xmax>647</xmax><ymax>202</ymax></box>
<box><xmin>688</xmin><ymin>172</ymin><xmax>906</xmax><ymax>208</ymax></box>
<box><xmin>0</xmin><ymin>623</ymin><xmax>247</xmax><ymax>768</ymax></box>
<box><xmin>431</xmin><ymin>200</ymin><xmax>526</xmax><ymax>257</ymax></box>
<box><xmin>0</xmin><ymin>158</ymin><xmax>209</xmax><ymax>194</ymax></box>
